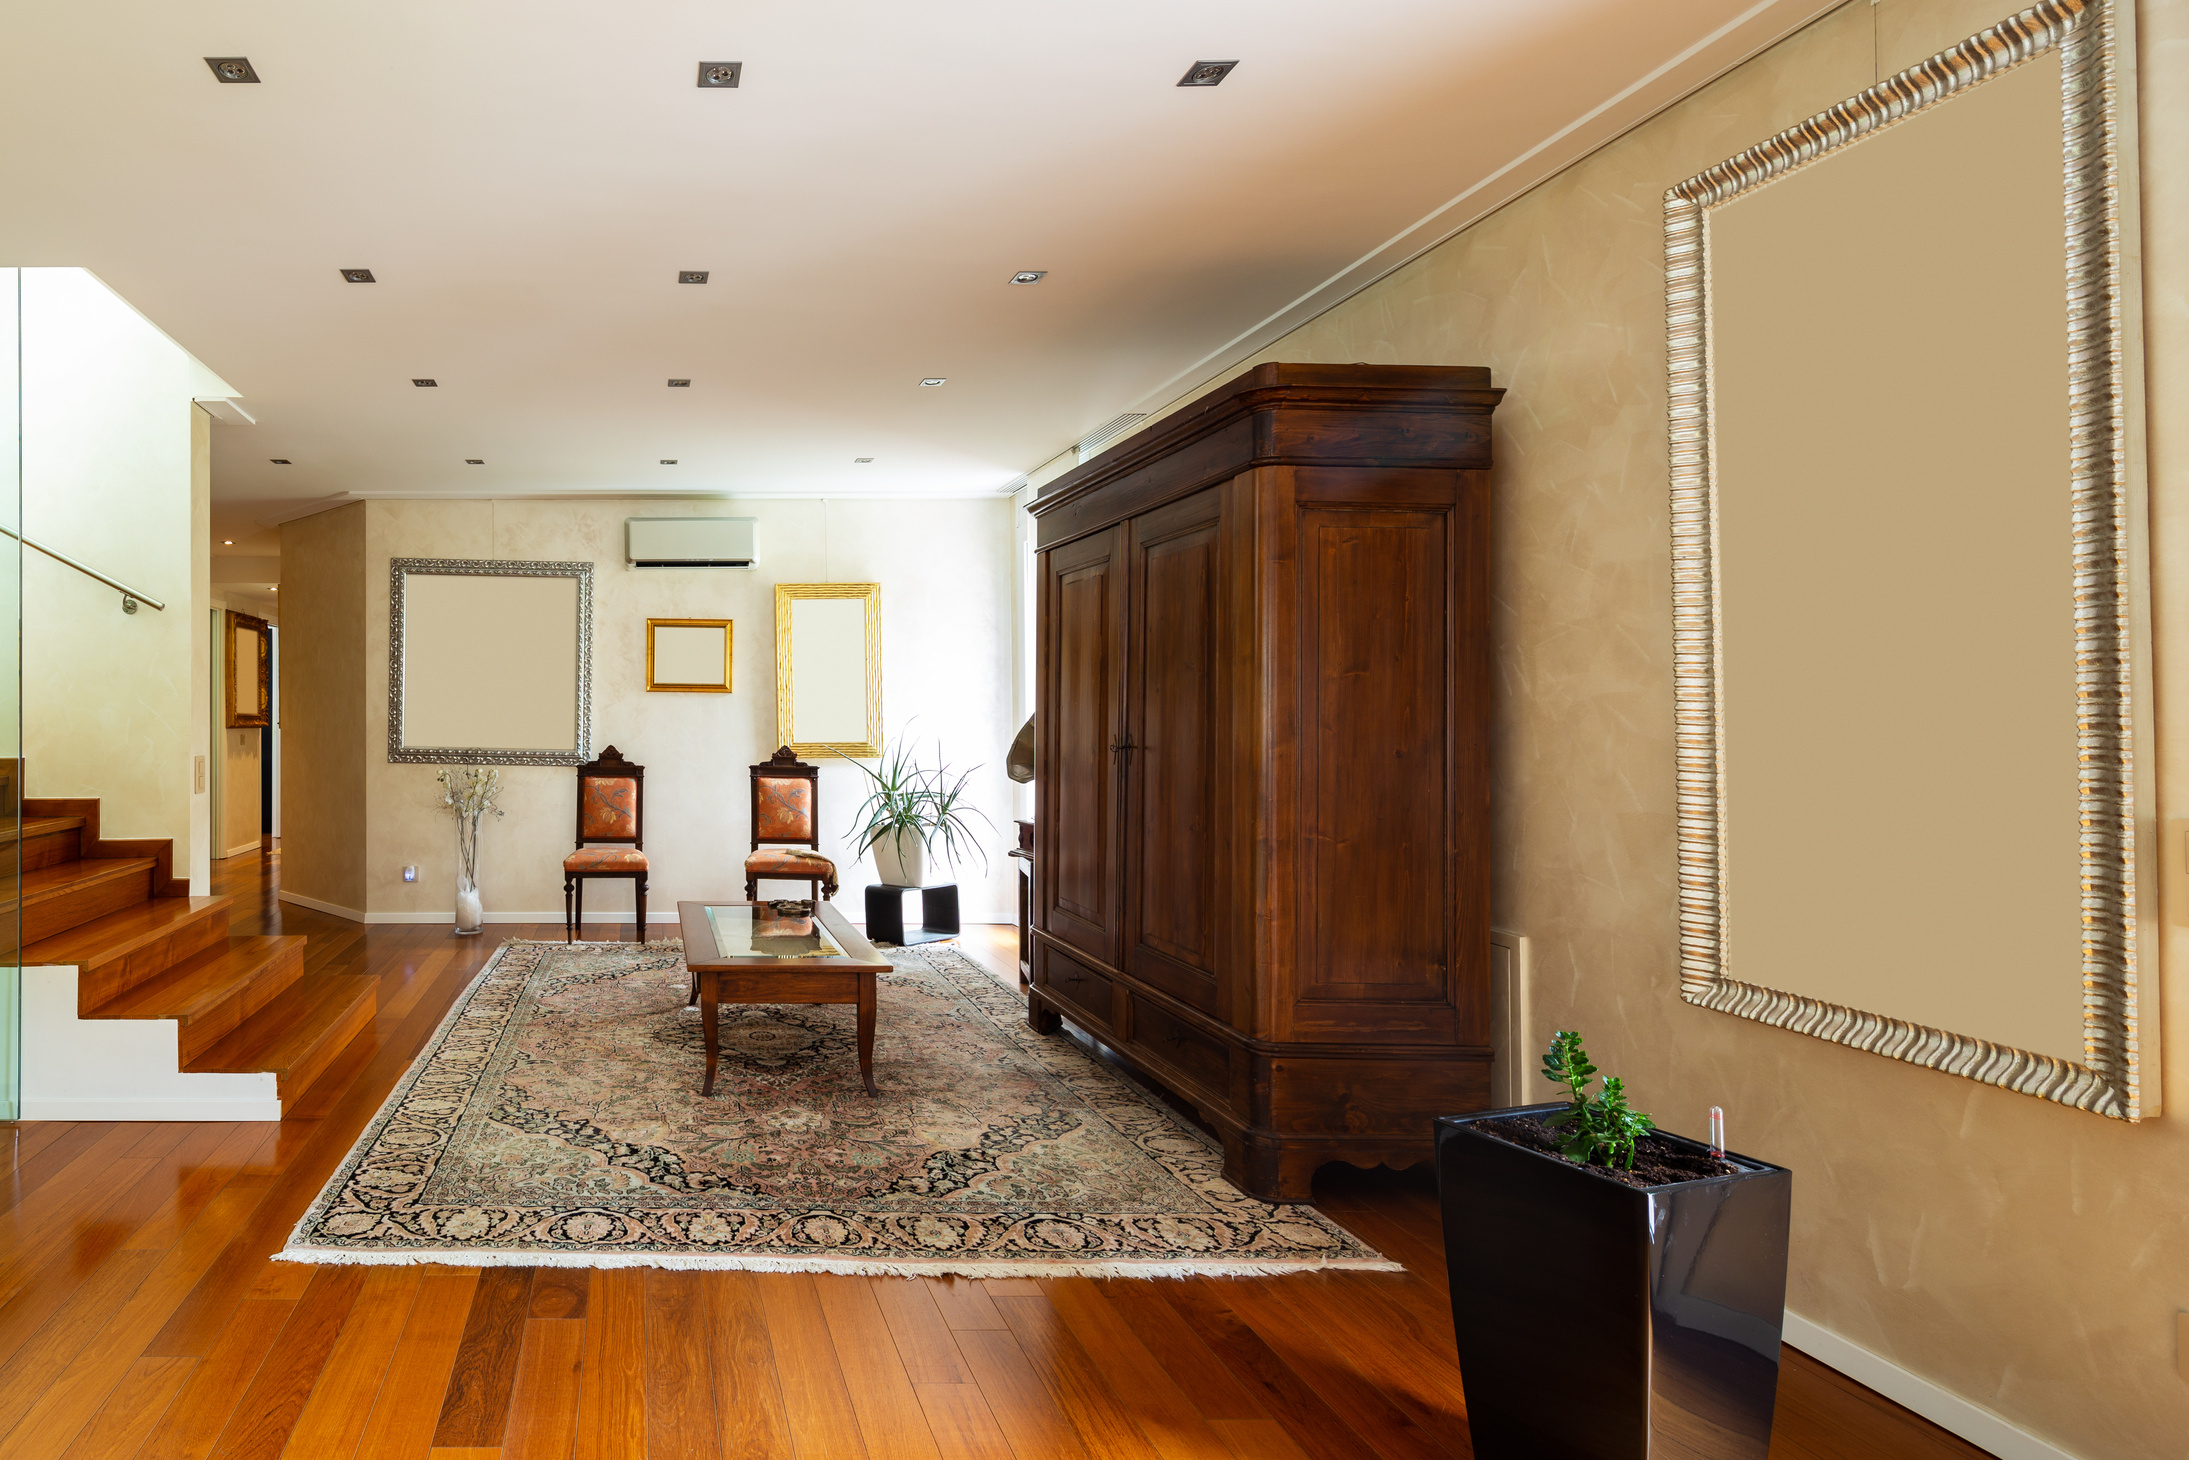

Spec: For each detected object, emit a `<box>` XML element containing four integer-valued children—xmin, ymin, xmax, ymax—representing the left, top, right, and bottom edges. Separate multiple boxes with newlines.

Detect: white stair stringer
<box><xmin>20</xmin><ymin>965</ymin><xmax>281</xmax><ymax>1120</ymax></box>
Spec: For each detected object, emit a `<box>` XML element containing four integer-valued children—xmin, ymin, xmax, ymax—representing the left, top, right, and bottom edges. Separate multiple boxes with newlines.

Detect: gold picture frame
<box><xmin>645</xmin><ymin>618</ymin><xmax>734</xmax><ymax>693</ymax></box>
<box><xmin>225</xmin><ymin>609</ymin><xmax>271</xmax><ymax>728</ymax></box>
<box><xmin>774</xmin><ymin>583</ymin><xmax>882</xmax><ymax>757</ymax></box>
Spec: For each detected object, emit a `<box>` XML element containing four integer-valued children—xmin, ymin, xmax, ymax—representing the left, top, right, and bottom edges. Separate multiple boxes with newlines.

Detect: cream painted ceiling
<box><xmin>2</xmin><ymin>0</ymin><xmax>1833</xmax><ymax>543</ymax></box>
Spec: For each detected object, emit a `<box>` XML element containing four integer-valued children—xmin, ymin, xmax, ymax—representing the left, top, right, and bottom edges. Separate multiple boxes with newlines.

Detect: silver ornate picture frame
<box><xmin>387</xmin><ymin>557</ymin><xmax>595</xmax><ymax>766</ymax></box>
<box><xmin>1664</xmin><ymin>0</ymin><xmax>2153</xmax><ymax>1118</ymax></box>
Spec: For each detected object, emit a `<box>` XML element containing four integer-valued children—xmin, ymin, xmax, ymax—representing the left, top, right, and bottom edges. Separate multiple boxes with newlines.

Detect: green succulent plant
<box><xmin>1541</xmin><ymin>1030</ymin><xmax>1656</xmax><ymax>1170</ymax></box>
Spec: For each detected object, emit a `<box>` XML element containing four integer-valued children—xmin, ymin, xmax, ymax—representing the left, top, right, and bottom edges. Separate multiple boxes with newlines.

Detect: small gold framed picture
<box><xmin>646</xmin><ymin>618</ymin><xmax>733</xmax><ymax>693</ymax></box>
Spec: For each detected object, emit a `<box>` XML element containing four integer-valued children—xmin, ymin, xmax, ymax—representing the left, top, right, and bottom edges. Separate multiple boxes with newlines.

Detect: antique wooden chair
<box><xmin>564</xmin><ymin>745</ymin><xmax>647</xmax><ymax>943</ymax></box>
<box><xmin>745</xmin><ymin>746</ymin><xmax>838</xmax><ymax>902</ymax></box>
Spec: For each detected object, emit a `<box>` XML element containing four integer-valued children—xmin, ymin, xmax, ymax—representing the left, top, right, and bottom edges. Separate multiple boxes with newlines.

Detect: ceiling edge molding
<box><xmin>254</xmin><ymin>487</ymin><xmax>1019</xmax><ymax>528</ymax></box>
<box><xmin>1108</xmin><ymin>0</ymin><xmax>1845</xmax><ymax>426</ymax></box>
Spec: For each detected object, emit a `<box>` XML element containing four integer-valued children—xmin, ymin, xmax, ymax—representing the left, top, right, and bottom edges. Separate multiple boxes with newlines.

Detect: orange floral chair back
<box><xmin>574</xmin><ymin>746</ymin><xmax>644</xmax><ymax>848</ymax></box>
<box><xmin>750</xmin><ymin>746</ymin><xmax>821</xmax><ymax>850</ymax></box>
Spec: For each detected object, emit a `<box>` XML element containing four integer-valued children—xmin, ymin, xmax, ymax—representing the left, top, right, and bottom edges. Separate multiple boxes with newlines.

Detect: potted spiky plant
<box><xmin>1436</xmin><ymin>1032</ymin><xmax>1792</xmax><ymax>1460</ymax></box>
<box><xmin>833</xmin><ymin>736</ymin><xmax>993</xmax><ymax>888</ymax></box>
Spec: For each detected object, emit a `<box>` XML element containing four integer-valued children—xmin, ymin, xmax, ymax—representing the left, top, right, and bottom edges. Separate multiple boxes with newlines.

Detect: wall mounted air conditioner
<box><xmin>626</xmin><ymin>517</ymin><xmax>758</xmax><ymax>568</ymax></box>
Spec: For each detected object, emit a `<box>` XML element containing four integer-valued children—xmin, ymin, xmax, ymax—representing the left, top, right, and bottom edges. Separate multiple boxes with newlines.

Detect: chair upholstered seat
<box><xmin>564</xmin><ymin>847</ymin><xmax>649</xmax><ymax>872</ymax></box>
<box><xmin>744</xmin><ymin>846</ymin><xmax>839</xmax><ymax>897</ymax></box>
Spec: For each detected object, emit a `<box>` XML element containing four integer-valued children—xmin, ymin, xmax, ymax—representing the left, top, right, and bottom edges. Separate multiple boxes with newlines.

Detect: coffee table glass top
<box><xmin>701</xmin><ymin>903</ymin><xmax>846</xmax><ymax>960</ymax></box>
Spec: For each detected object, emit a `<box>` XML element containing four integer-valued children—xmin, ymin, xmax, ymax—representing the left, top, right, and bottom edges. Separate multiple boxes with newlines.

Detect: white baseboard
<box><xmin>1784</xmin><ymin>1313</ymin><xmax>2081</xmax><ymax>1460</ymax></box>
<box><xmin>357</xmin><ymin>910</ymin><xmax>688</xmax><ymax>925</ymax></box>
<box><xmin>21</xmin><ymin>1096</ymin><xmax>282</xmax><ymax>1121</ymax></box>
<box><xmin>222</xmin><ymin>841</ymin><xmax>265</xmax><ymax>860</ymax></box>
<box><xmin>279</xmin><ymin>889</ymin><xmax>367</xmax><ymax>921</ymax></box>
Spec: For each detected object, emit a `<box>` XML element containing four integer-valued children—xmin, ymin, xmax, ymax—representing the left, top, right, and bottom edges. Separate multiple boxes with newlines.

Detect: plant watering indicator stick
<box><xmin>1708</xmin><ymin>1106</ymin><xmax>1726</xmax><ymax>1159</ymax></box>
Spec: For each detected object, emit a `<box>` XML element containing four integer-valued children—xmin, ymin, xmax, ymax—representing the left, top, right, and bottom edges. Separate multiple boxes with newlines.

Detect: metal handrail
<box><xmin>0</xmin><ymin>525</ymin><xmax>166</xmax><ymax>612</ymax></box>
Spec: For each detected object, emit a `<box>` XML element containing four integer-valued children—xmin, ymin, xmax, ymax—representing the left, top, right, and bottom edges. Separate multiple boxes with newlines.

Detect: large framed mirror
<box><xmin>1666</xmin><ymin>0</ymin><xmax>2153</xmax><ymax>1117</ymax></box>
<box><xmin>774</xmin><ymin>583</ymin><xmax>882</xmax><ymax>757</ymax></box>
<box><xmin>388</xmin><ymin>558</ymin><xmax>593</xmax><ymax>765</ymax></box>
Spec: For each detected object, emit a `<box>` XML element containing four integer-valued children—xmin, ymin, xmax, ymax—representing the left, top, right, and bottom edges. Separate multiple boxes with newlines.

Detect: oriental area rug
<box><xmin>279</xmin><ymin>939</ymin><xmax>1397</xmax><ymax>1277</ymax></box>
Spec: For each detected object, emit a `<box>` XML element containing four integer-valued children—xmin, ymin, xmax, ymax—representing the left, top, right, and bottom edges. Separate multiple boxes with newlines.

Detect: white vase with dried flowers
<box><xmin>437</xmin><ymin>766</ymin><xmax>505</xmax><ymax>935</ymax></box>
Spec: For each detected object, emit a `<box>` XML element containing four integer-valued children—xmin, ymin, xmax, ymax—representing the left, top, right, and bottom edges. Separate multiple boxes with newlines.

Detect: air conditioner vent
<box><xmin>626</xmin><ymin>517</ymin><xmax>758</xmax><ymax>569</ymax></box>
<box><xmin>1077</xmin><ymin>413</ymin><xmax>1148</xmax><ymax>464</ymax></box>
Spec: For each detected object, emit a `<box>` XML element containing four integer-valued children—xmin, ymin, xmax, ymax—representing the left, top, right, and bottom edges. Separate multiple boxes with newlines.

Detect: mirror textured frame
<box><xmin>1665</xmin><ymin>0</ymin><xmax>2154</xmax><ymax>1118</ymax></box>
<box><xmin>224</xmin><ymin>609</ymin><xmax>271</xmax><ymax>729</ymax></box>
<box><xmin>773</xmin><ymin>582</ymin><xmax>883</xmax><ymax>758</ymax></box>
<box><xmin>387</xmin><ymin>557</ymin><xmax>594</xmax><ymax>766</ymax></box>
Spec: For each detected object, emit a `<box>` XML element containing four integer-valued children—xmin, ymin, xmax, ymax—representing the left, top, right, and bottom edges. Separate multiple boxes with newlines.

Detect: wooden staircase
<box><xmin>8</xmin><ymin>797</ymin><xmax>375</xmax><ymax>1114</ymax></box>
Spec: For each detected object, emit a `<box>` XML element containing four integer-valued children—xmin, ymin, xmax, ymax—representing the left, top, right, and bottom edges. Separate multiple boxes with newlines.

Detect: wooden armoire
<box><xmin>1029</xmin><ymin>363</ymin><xmax>1505</xmax><ymax>1201</ymax></box>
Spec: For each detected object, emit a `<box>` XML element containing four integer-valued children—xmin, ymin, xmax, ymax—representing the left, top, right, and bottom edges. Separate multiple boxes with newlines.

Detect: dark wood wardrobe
<box><xmin>1028</xmin><ymin>362</ymin><xmax>1504</xmax><ymax>1201</ymax></box>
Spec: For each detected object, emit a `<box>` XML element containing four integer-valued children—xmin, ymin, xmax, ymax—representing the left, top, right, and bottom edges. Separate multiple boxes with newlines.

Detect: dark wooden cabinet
<box><xmin>1030</xmin><ymin>363</ymin><xmax>1503</xmax><ymax>1200</ymax></box>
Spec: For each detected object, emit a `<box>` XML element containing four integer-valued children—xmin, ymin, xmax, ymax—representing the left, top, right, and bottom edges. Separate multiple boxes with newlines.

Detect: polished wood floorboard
<box><xmin>0</xmin><ymin>846</ymin><xmax>1994</xmax><ymax>1459</ymax></box>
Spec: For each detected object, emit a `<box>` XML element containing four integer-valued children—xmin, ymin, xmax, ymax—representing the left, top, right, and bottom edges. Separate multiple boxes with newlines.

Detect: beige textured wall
<box><xmin>1118</xmin><ymin>1</ymin><xmax>2189</xmax><ymax>1453</ymax></box>
<box><xmin>347</xmin><ymin>496</ymin><xmax>1016</xmax><ymax>924</ymax></box>
<box><xmin>279</xmin><ymin>504</ymin><xmax>368</xmax><ymax>911</ymax></box>
<box><xmin>20</xmin><ymin>269</ymin><xmax>196</xmax><ymax>854</ymax></box>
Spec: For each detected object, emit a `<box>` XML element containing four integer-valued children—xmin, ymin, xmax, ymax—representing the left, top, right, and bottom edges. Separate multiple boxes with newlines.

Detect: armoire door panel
<box><xmin>1038</xmin><ymin>528</ymin><xmax>1126</xmax><ymax>964</ymax></box>
<box><xmin>1295</xmin><ymin>507</ymin><xmax>1453</xmax><ymax>1008</ymax></box>
<box><xmin>1125</xmin><ymin>489</ymin><xmax>1225</xmax><ymax>1016</ymax></box>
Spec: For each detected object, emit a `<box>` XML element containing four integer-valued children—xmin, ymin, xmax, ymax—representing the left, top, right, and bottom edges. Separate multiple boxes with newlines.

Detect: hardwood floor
<box><xmin>0</xmin><ymin>845</ymin><xmax>1994</xmax><ymax>1460</ymax></box>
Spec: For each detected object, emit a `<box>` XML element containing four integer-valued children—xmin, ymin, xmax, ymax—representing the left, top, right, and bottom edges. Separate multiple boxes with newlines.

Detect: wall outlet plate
<box><xmin>402</xmin><ymin>866</ymin><xmax>417</xmax><ymax>883</ymax></box>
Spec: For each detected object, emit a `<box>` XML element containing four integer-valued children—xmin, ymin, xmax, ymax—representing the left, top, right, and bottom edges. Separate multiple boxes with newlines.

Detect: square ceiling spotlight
<box><xmin>204</xmin><ymin>56</ymin><xmax>259</xmax><ymax>83</ymax></box>
<box><xmin>661</xmin><ymin>459</ymin><xmax>678</xmax><ymax>465</ymax></box>
<box><xmin>854</xmin><ymin>457</ymin><xmax>874</xmax><ymax>463</ymax></box>
<box><xmin>668</xmin><ymin>379</ymin><xmax>691</xmax><ymax>387</ymax></box>
<box><xmin>339</xmin><ymin>268</ymin><xmax>375</xmax><ymax>283</ymax></box>
<box><xmin>1009</xmin><ymin>271</ymin><xmax>1046</xmax><ymax>284</ymax></box>
<box><xmin>919</xmin><ymin>378</ymin><xmax>946</xmax><ymax>387</ymax></box>
<box><xmin>465</xmin><ymin>458</ymin><xmax>484</xmax><ymax>465</ymax></box>
<box><xmin>1177</xmin><ymin>60</ymin><xmax>1238</xmax><ymax>86</ymax></box>
<box><xmin>269</xmin><ymin>458</ymin><xmax>291</xmax><ymax>464</ymax></box>
<box><xmin>678</xmin><ymin>270</ymin><xmax>709</xmax><ymax>284</ymax></box>
<box><xmin>412</xmin><ymin>378</ymin><xmax>437</xmax><ymax>387</ymax></box>
<box><xmin>697</xmin><ymin>62</ymin><xmax>742</xmax><ymax>88</ymax></box>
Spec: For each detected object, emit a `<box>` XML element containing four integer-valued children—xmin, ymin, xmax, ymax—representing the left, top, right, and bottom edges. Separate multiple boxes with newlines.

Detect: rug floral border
<box><xmin>278</xmin><ymin>939</ymin><xmax>1401</xmax><ymax>1278</ymax></box>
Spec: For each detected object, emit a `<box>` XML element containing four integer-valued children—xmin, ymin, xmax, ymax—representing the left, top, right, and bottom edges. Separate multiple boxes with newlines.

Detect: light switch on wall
<box><xmin>402</xmin><ymin>866</ymin><xmax>417</xmax><ymax>884</ymax></box>
<box><xmin>192</xmin><ymin>755</ymin><xmax>205</xmax><ymax>794</ymax></box>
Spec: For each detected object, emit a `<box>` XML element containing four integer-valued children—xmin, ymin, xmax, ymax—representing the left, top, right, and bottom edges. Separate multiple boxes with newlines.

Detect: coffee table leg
<box><xmin>858</xmin><ymin>973</ymin><xmax>878</xmax><ymax>1096</ymax></box>
<box><xmin>701</xmin><ymin>992</ymin><xmax>720</xmax><ymax>1096</ymax></box>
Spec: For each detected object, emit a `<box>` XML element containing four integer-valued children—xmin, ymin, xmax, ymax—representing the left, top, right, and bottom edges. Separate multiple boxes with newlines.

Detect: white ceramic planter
<box><xmin>872</xmin><ymin>828</ymin><xmax>930</xmax><ymax>888</ymax></box>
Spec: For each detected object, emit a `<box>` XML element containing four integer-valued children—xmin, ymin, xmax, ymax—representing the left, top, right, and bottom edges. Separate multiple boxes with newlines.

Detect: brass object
<box><xmin>772</xmin><ymin>582</ymin><xmax>883</xmax><ymax>758</ymax></box>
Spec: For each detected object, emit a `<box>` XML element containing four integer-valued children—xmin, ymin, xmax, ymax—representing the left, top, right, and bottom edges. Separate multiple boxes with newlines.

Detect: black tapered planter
<box><xmin>1436</xmin><ymin>1105</ymin><xmax>1792</xmax><ymax>1460</ymax></box>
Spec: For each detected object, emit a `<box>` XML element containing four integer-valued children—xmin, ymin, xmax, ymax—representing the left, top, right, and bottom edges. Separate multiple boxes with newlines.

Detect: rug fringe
<box><xmin>270</xmin><ymin>1247</ymin><xmax>1407</xmax><ymax>1279</ymax></box>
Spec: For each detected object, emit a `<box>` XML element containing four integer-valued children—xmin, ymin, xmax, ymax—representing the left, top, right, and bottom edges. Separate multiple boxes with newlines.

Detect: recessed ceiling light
<box><xmin>661</xmin><ymin>459</ymin><xmax>678</xmax><ymax>465</ymax></box>
<box><xmin>269</xmin><ymin>458</ymin><xmax>291</xmax><ymax>464</ymax></box>
<box><xmin>413</xmin><ymin>378</ymin><xmax>437</xmax><ymax>387</ymax></box>
<box><xmin>854</xmin><ymin>457</ymin><xmax>874</xmax><ymax>463</ymax></box>
<box><xmin>678</xmin><ymin>270</ymin><xmax>709</xmax><ymax>284</ymax></box>
<box><xmin>339</xmin><ymin>268</ymin><xmax>375</xmax><ymax>283</ymax></box>
<box><xmin>667</xmin><ymin>379</ymin><xmax>691</xmax><ymax>388</ymax></box>
<box><xmin>919</xmin><ymin>378</ymin><xmax>946</xmax><ymax>387</ymax></box>
<box><xmin>697</xmin><ymin>62</ymin><xmax>742</xmax><ymax>88</ymax></box>
<box><xmin>223</xmin><ymin>540</ymin><xmax>235</xmax><ymax>546</ymax></box>
<box><xmin>465</xmin><ymin>458</ymin><xmax>484</xmax><ymax>465</ymax></box>
<box><xmin>1009</xmin><ymin>271</ymin><xmax>1046</xmax><ymax>285</ymax></box>
<box><xmin>204</xmin><ymin>56</ymin><xmax>259</xmax><ymax>83</ymax></box>
<box><xmin>1177</xmin><ymin>60</ymin><xmax>1238</xmax><ymax>87</ymax></box>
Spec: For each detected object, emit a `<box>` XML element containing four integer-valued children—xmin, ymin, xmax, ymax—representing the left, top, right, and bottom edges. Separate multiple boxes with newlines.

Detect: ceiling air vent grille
<box><xmin>1077</xmin><ymin>414</ymin><xmax>1148</xmax><ymax>464</ymax></box>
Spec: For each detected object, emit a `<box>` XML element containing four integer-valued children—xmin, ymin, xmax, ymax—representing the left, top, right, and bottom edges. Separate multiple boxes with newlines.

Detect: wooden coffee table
<box><xmin>677</xmin><ymin>900</ymin><xmax>893</xmax><ymax>1096</ymax></box>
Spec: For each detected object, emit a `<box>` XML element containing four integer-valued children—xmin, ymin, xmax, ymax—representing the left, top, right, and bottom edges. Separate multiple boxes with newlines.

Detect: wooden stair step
<box><xmin>24</xmin><ymin>894</ymin><xmax>235</xmax><ymax>1009</ymax></box>
<box><xmin>185</xmin><ymin>972</ymin><xmax>378</xmax><ymax>1105</ymax></box>
<box><xmin>13</xmin><ymin>857</ymin><xmax>158</xmax><ymax>943</ymax></box>
<box><xmin>0</xmin><ymin>814</ymin><xmax>85</xmax><ymax>844</ymax></box>
<box><xmin>88</xmin><ymin>935</ymin><xmax>308</xmax><ymax>1063</ymax></box>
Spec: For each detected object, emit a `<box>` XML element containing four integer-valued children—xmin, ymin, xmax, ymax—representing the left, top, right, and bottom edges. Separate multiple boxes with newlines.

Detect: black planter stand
<box><xmin>863</xmin><ymin>883</ymin><xmax>960</xmax><ymax>946</ymax></box>
<box><xmin>1436</xmin><ymin>1104</ymin><xmax>1792</xmax><ymax>1460</ymax></box>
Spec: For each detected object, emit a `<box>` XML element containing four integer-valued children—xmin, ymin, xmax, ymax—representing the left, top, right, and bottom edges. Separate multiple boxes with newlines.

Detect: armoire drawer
<box><xmin>1128</xmin><ymin>997</ymin><xmax>1230</xmax><ymax>1100</ymax></box>
<box><xmin>1034</xmin><ymin>942</ymin><xmax>1116</xmax><ymax>1035</ymax></box>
